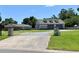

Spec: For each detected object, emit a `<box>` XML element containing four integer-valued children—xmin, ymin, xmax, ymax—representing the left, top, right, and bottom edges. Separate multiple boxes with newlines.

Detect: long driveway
<box><xmin>0</xmin><ymin>31</ymin><xmax>52</xmax><ymax>50</ymax></box>
<box><xmin>0</xmin><ymin>30</ymin><xmax>74</xmax><ymax>53</ymax></box>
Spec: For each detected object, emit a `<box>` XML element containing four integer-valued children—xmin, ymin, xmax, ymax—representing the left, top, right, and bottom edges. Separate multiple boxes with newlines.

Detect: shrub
<box><xmin>53</xmin><ymin>28</ymin><xmax>60</xmax><ymax>36</ymax></box>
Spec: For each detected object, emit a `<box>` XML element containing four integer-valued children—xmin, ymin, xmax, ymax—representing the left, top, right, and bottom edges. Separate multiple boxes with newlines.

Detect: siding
<box><xmin>35</xmin><ymin>19</ymin><xmax>65</xmax><ymax>29</ymax></box>
<box><xmin>47</xmin><ymin>24</ymin><xmax>54</xmax><ymax>29</ymax></box>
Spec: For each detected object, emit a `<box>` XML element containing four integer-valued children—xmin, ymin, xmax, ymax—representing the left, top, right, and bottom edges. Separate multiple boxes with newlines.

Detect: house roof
<box><xmin>5</xmin><ymin>24</ymin><xmax>32</xmax><ymax>28</ymax></box>
<box><xmin>36</xmin><ymin>19</ymin><xmax>64</xmax><ymax>25</ymax></box>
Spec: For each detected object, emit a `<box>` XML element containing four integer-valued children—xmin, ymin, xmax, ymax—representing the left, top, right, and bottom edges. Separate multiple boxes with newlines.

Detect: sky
<box><xmin>0</xmin><ymin>5</ymin><xmax>79</xmax><ymax>24</ymax></box>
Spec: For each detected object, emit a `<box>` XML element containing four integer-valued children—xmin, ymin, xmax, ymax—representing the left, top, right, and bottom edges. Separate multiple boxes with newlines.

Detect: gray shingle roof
<box><xmin>5</xmin><ymin>24</ymin><xmax>32</xmax><ymax>28</ymax></box>
<box><xmin>36</xmin><ymin>19</ymin><xmax>64</xmax><ymax>25</ymax></box>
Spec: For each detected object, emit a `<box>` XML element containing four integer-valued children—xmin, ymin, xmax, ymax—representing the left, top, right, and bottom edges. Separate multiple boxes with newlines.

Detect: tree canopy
<box><xmin>2</xmin><ymin>18</ymin><xmax>17</xmax><ymax>25</ymax></box>
<box><xmin>22</xmin><ymin>16</ymin><xmax>37</xmax><ymax>28</ymax></box>
<box><xmin>0</xmin><ymin>16</ymin><xmax>2</xmax><ymax>22</ymax></box>
<box><xmin>51</xmin><ymin>15</ymin><xmax>58</xmax><ymax>19</ymax></box>
<box><xmin>59</xmin><ymin>8</ymin><xmax>77</xmax><ymax>20</ymax></box>
<box><xmin>77</xmin><ymin>8</ymin><xmax>79</xmax><ymax>12</ymax></box>
<box><xmin>64</xmin><ymin>16</ymin><xmax>79</xmax><ymax>27</ymax></box>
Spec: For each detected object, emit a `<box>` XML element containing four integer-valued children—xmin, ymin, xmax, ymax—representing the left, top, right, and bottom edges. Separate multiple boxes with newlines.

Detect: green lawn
<box><xmin>0</xmin><ymin>30</ymin><xmax>49</xmax><ymax>40</ymax></box>
<box><xmin>0</xmin><ymin>31</ymin><xmax>8</xmax><ymax>40</ymax></box>
<box><xmin>48</xmin><ymin>30</ymin><xmax>79</xmax><ymax>51</ymax></box>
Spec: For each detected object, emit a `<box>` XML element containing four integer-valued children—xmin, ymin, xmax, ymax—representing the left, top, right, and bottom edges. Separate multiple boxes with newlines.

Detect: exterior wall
<box><xmin>55</xmin><ymin>24</ymin><xmax>65</xmax><ymax>29</ymax></box>
<box><xmin>47</xmin><ymin>24</ymin><xmax>54</xmax><ymax>29</ymax></box>
<box><xmin>39</xmin><ymin>24</ymin><xmax>47</xmax><ymax>29</ymax></box>
<box><xmin>35</xmin><ymin>24</ymin><xmax>65</xmax><ymax>29</ymax></box>
<box><xmin>35</xmin><ymin>24</ymin><xmax>47</xmax><ymax>29</ymax></box>
<box><xmin>35</xmin><ymin>24</ymin><xmax>39</xmax><ymax>29</ymax></box>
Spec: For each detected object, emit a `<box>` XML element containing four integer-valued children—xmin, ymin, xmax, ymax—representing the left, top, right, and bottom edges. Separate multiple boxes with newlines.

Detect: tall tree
<box><xmin>59</xmin><ymin>9</ymin><xmax>67</xmax><ymax>20</ymax></box>
<box><xmin>59</xmin><ymin>8</ymin><xmax>77</xmax><ymax>20</ymax></box>
<box><xmin>22</xmin><ymin>16</ymin><xmax>37</xmax><ymax>28</ymax></box>
<box><xmin>0</xmin><ymin>16</ymin><xmax>2</xmax><ymax>22</ymax></box>
<box><xmin>66</xmin><ymin>8</ymin><xmax>76</xmax><ymax>18</ymax></box>
<box><xmin>0</xmin><ymin>16</ymin><xmax>3</xmax><ymax>36</ymax></box>
<box><xmin>22</xmin><ymin>18</ymin><xmax>30</xmax><ymax>24</ymax></box>
<box><xmin>51</xmin><ymin>15</ymin><xmax>57</xmax><ymax>19</ymax></box>
<box><xmin>29</xmin><ymin>16</ymin><xmax>37</xmax><ymax>28</ymax></box>
<box><xmin>77</xmin><ymin>8</ymin><xmax>79</xmax><ymax>12</ymax></box>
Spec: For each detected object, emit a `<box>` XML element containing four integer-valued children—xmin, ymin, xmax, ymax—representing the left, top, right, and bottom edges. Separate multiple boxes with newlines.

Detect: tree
<box><xmin>0</xmin><ymin>16</ymin><xmax>2</xmax><ymax>22</ymax></box>
<box><xmin>64</xmin><ymin>16</ymin><xmax>79</xmax><ymax>27</ymax></box>
<box><xmin>77</xmin><ymin>8</ymin><xmax>79</xmax><ymax>12</ymax></box>
<box><xmin>0</xmin><ymin>16</ymin><xmax>3</xmax><ymax>36</ymax></box>
<box><xmin>2</xmin><ymin>18</ymin><xmax>17</xmax><ymax>25</ymax></box>
<box><xmin>66</xmin><ymin>8</ymin><xmax>77</xmax><ymax>18</ymax></box>
<box><xmin>30</xmin><ymin>16</ymin><xmax>37</xmax><ymax>28</ymax></box>
<box><xmin>22</xmin><ymin>16</ymin><xmax>37</xmax><ymax>28</ymax></box>
<box><xmin>22</xmin><ymin>18</ymin><xmax>29</xmax><ymax>24</ymax></box>
<box><xmin>14</xmin><ymin>21</ymin><xmax>17</xmax><ymax>24</ymax></box>
<box><xmin>51</xmin><ymin>15</ymin><xmax>58</xmax><ymax>19</ymax></box>
<box><xmin>59</xmin><ymin>8</ymin><xmax>77</xmax><ymax>20</ymax></box>
<box><xmin>59</xmin><ymin>9</ymin><xmax>67</xmax><ymax>20</ymax></box>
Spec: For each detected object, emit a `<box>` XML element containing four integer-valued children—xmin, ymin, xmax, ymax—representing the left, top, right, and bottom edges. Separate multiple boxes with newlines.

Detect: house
<box><xmin>5</xmin><ymin>24</ymin><xmax>32</xmax><ymax>30</ymax></box>
<box><xmin>35</xmin><ymin>19</ymin><xmax>65</xmax><ymax>29</ymax></box>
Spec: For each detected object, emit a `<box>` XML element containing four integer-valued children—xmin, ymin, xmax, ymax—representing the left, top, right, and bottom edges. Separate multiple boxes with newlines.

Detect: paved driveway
<box><xmin>0</xmin><ymin>31</ymin><xmax>52</xmax><ymax>50</ymax></box>
<box><xmin>0</xmin><ymin>30</ymin><xmax>75</xmax><ymax>53</ymax></box>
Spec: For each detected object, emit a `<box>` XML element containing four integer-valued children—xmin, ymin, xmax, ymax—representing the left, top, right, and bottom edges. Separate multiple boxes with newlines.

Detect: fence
<box><xmin>65</xmin><ymin>26</ymin><xmax>79</xmax><ymax>30</ymax></box>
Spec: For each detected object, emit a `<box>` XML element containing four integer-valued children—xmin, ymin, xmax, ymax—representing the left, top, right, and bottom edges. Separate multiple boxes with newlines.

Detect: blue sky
<box><xmin>0</xmin><ymin>5</ymin><xmax>79</xmax><ymax>24</ymax></box>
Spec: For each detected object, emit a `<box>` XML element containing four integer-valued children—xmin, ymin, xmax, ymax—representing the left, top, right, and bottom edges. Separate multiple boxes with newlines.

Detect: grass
<box><xmin>13</xmin><ymin>30</ymin><xmax>49</xmax><ymax>35</ymax></box>
<box><xmin>0</xmin><ymin>31</ymin><xmax>8</xmax><ymax>40</ymax></box>
<box><xmin>48</xmin><ymin>30</ymin><xmax>79</xmax><ymax>51</ymax></box>
<box><xmin>0</xmin><ymin>30</ymin><xmax>49</xmax><ymax>40</ymax></box>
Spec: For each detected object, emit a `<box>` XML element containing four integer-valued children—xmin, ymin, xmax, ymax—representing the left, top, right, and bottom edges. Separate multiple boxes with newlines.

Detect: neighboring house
<box><xmin>5</xmin><ymin>24</ymin><xmax>32</xmax><ymax>30</ymax></box>
<box><xmin>35</xmin><ymin>19</ymin><xmax>65</xmax><ymax>29</ymax></box>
